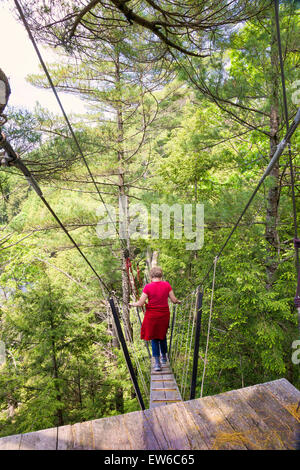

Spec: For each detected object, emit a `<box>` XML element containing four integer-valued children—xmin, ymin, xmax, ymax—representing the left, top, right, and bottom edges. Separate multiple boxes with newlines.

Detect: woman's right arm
<box><xmin>130</xmin><ymin>292</ymin><xmax>148</xmax><ymax>308</ymax></box>
<box><xmin>169</xmin><ymin>290</ymin><xmax>181</xmax><ymax>304</ymax></box>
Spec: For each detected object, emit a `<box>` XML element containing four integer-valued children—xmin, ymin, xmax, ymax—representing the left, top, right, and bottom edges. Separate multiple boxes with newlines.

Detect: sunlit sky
<box><xmin>0</xmin><ymin>1</ymin><xmax>86</xmax><ymax>115</ymax></box>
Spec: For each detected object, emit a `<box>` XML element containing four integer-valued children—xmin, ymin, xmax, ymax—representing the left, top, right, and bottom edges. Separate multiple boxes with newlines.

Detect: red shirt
<box><xmin>143</xmin><ymin>281</ymin><xmax>172</xmax><ymax>308</ymax></box>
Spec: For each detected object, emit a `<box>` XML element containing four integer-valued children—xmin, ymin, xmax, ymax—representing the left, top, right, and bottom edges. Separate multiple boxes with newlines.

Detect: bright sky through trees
<box><xmin>0</xmin><ymin>2</ymin><xmax>85</xmax><ymax>114</ymax></box>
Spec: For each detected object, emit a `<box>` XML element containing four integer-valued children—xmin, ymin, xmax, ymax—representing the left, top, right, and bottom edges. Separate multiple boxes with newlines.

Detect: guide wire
<box><xmin>0</xmin><ymin>132</ymin><xmax>111</xmax><ymax>294</ymax></box>
<box><xmin>14</xmin><ymin>0</ymin><xmax>128</xmax><ymax>253</ymax></box>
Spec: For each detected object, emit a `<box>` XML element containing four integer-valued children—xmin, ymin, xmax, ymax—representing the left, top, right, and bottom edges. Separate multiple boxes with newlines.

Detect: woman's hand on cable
<box><xmin>130</xmin><ymin>292</ymin><xmax>148</xmax><ymax>308</ymax></box>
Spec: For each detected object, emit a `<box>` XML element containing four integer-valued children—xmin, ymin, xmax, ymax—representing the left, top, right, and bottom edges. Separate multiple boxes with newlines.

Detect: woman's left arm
<box><xmin>169</xmin><ymin>289</ymin><xmax>181</xmax><ymax>304</ymax></box>
<box><xmin>130</xmin><ymin>292</ymin><xmax>148</xmax><ymax>308</ymax></box>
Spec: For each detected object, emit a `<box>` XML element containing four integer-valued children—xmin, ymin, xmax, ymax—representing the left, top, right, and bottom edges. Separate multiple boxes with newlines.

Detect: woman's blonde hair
<box><xmin>150</xmin><ymin>266</ymin><xmax>163</xmax><ymax>279</ymax></box>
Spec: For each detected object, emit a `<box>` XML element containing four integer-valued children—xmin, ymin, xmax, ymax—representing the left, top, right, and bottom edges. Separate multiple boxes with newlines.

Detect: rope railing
<box><xmin>200</xmin><ymin>256</ymin><xmax>218</xmax><ymax>398</ymax></box>
<box><xmin>168</xmin><ymin>259</ymin><xmax>220</xmax><ymax>401</ymax></box>
<box><xmin>109</xmin><ymin>288</ymin><xmax>207</xmax><ymax>406</ymax></box>
<box><xmin>109</xmin><ymin>297</ymin><xmax>151</xmax><ymax>410</ymax></box>
<box><xmin>168</xmin><ymin>289</ymin><xmax>202</xmax><ymax>401</ymax></box>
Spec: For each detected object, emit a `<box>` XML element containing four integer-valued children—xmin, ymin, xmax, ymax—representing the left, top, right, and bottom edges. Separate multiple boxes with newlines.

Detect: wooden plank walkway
<box><xmin>150</xmin><ymin>358</ymin><xmax>182</xmax><ymax>408</ymax></box>
<box><xmin>0</xmin><ymin>378</ymin><xmax>299</xmax><ymax>450</ymax></box>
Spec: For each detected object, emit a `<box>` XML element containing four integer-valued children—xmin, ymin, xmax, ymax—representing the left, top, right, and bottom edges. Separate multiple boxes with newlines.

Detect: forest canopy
<box><xmin>0</xmin><ymin>0</ymin><xmax>299</xmax><ymax>436</ymax></box>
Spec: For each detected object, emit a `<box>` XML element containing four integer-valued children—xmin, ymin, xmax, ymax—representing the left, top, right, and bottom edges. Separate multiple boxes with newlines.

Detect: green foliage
<box><xmin>0</xmin><ymin>2</ymin><xmax>299</xmax><ymax>438</ymax></box>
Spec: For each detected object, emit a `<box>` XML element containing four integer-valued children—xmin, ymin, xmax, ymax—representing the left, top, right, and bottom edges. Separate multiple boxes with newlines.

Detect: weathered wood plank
<box><xmin>152</xmin><ymin>388</ymin><xmax>178</xmax><ymax>392</ymax></box>
<box><xmin>19</xmin><ymin>427</ymin><xmax>58</xmax><ymax>450</ymax></box>
<box><xmin>166</xmin><ymin>377</ymin><xmax>182</xmax><ymax>400</ymax></box>
<box><xmin>0</xmin><ymin>433</ymin><xmax>22</xmax><ymax>450</ymax></box>
<box><xmin>237</xmin><ymin>385</ymin><xmax>297</xmax><ymax>449</ymax></box>
<box><xmin>185</xmin><ymin>396</ymin><xmax>248</xmax><ymax>450</ymax></box>
<box><xmin>151</xmin><ymin>388</ymin><xmax>166</xmax><ymax>404</ymax></box>
<box><xmin>0</xmin><ymin>379</ymin><xmax>298</xmax><ymax>450</ymax></box>
<box><xmin>152</xmin><ymin>378</ymin><xmax>175</xmax><ymax>383</ymax></box>
<box><xmin>165</xmin><ymin>389</ymin><xmax>181</xmax><ymax>401</ymax></box>
<box><xmin>91</xmin><ymin>415</ymin><xmax>131</xmax><ymax>450</ymax></box>
<box><xmin>143</xmin><ymin>408</ymin><xmax>170</xmax><ymax>448</ymax></box>
<box><xmin>212</xmin><ymin>389</ymin><xmax>285</xmax><ymax>449</ymax></box>
<box><xmin>71</xmin><ymin>421</ymin><xmax>94</xmax><ymax>450</ymax></box>
<box><xmin>147</xmin><ymin>402</ymin><xmax>210</xmax><ymax>450</ymax></box>
<box><xmin>121</xmin><ymin>410</ymin><xmax>162</xmax><ymax>450</ymax></box>
<box><xmin>150</xmin><ymin>359</ymin><xmax>182</xmax><ymax>408</ymax></box>
<box><xmin>57</xmin><ymin>425</ymin><xmax>75</xmax><ymax>450</ymax></box>
<box><xmin>152</xmin><ymin>400</ymin><xmax>181</xmax><ymax>404</ymax></box>
<box><xmin>262</xmin><ymin>378</ymin><xmax>300</xmax><ymax>406</ymax></box>
<box><xmin>91</xmin><ymin>411</ymin><xmax>160</xmax><ymax>450</ymax></box>
<box><xmin>151</xmin><ymin>372</ymin><xmax>174</xmax><ymax>377</ymax></box>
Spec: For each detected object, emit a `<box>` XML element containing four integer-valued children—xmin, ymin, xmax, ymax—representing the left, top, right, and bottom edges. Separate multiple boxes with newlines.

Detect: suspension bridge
<box><xmin>0</xmin><ymin>378</ymin><xmax>299</xmax><ymax>450</ymax></box>
<box><xmin>0</xmin><ymin>293</ymin><xmax>299</xmax><ymax>450</ymax></box>
<box><xmin>0</xmin><ymin>0</ymin><xmax>300</xmax><ymax>451</ymax></box>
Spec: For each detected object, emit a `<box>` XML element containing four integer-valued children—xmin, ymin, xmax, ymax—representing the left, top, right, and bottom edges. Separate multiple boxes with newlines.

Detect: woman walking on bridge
<box><xmin>130</xmin><ymin>266</ymin><xmax>181</xmax><ymax>371</ymax></box>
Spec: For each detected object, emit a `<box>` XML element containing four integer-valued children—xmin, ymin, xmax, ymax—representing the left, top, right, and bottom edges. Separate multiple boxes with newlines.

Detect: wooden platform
<box><xmin>0</xmin><ymin>378</ymin><xmax>299</xmax><ymax>450</ymax></box>
<box><xmin>150</xmin><ymin>358</ymin><xmax>182</xmax><ymax>408</ymax></box>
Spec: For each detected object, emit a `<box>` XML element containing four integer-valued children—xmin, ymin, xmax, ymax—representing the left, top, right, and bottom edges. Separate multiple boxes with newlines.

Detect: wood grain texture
<box><xmin>185</xmin><ymin>395</ymin><xmax>248</xmax><ymax>450</ymax></box>
<box><xmin>145</xmin><ymin>401</ymin><xmax>209</xmax><ymax>450</ymax></box>
<box><xmin>211</xmin><ymin>389</ymin><xmax>286</xmax><ymax>450</ymax></box>
<box><xmin>150</xmin><ymin>359</ymin><xmax>182</xmax><ymax>408</ymax></box>
<box><xmin>0</xmin><ymin>378</ymin><xmax>299</xmax><ymax>450</ymax></box>
<box><xmin>0</xmin><ymin>433</ymin><xmax>22</xmax><ymax>450</ymax></box>
<box><xmin>236</xmin><ymin>385</ymin><xmax>297</xmax><ymax>449</ymax></box>
<box><xmin>19</xmin><ymin>427</ymin><xmax>58</xmax><ymax>450</ymax></box>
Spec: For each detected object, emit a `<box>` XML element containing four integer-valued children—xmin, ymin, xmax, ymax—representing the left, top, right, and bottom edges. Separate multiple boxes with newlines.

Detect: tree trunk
<box><xmin>49</xmin><ymin>312</ymin><xmax>64</xmax><ymax>427</ymax></box>
<box><xmin>115</xmin><ymin>386</ymin><xmax>124</xmax><ymax>414</ymax></box>
<box><xmin>115</xmin><ymin>53</ymin><xmax>133</xmax><ymax>341</ymax></box>
<box><xmin>50</xmin><ymin>337</ymin><xmax>64</xmax><ymax>426</ymax></box>
<box><xmin>108</xmin><ymin>308</ymin><xmax>120</xmax><ymax>349</ymax></box>
<box><xmin>151</xmin><ymin>251</ymin><xmax>159</xmax><ymax>267</ymax></box>
<box><xmin>77</xmin><ymin>363</ymin><xmax>83</xmax><ymax>410</ymax></box>
<box><xmin>265</xmin><ymin>12</ymin><xmax>281</xmax><ymax>290</ymax></box>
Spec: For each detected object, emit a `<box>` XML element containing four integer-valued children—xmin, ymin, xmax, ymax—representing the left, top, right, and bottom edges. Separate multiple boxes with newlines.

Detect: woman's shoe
<box><xmin>154</xmin><ymin>357</ymin><xmax>162</xmax><ymax>371</ymax></box>
<box><xmin>161</xmin><ymin>354</ymin><xmax>167</xmax><ymax>364</ymax></box>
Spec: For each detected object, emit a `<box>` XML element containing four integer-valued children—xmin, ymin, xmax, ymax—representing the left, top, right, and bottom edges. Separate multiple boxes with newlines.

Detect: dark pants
<box><xmin>151</xmin><ymin>337</ymin><xmax>167</xmax><ymax>357</ymax></box>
